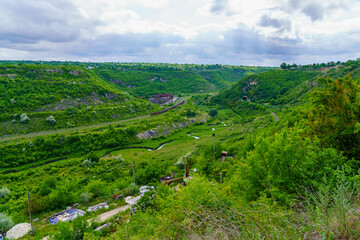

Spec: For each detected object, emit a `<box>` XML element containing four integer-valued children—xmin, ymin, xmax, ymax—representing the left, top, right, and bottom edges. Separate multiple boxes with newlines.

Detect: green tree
<box><xmin>209</xmin><ymin>109</ymin><xmax>218</xmax><ymax>117</ymax></box>
<box><xmin>308</xmin><ymin>75</ymin><xmax>360</xmax><ymax>158</ymax></box>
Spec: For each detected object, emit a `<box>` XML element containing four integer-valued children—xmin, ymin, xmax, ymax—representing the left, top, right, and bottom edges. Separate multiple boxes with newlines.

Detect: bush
<box><xmin>0</xmin><ymin>187</ymin><xmax>10</xmax><ymax>198</ymax></box>
<box><xmin>209</xmin><ymin>109</ymin><xmax>218</xmax><ymax>117</ymax></box>
<box><xmin>50</xmin><ymin>216</ymin><xmax>89</xmax><ymax>240</ymax></box>
<box><xmin>128</xmin><ymin>183</ymin><xmax>139</xmax><ymax>196</ymax></box>
<box><xmin>46</xmin><ymin>115</ymin><xmax>56</xmax><ymax>125</ymax></box>
<box><xmin>20</xmin><ymin>113</ymin><xmax>30</xmax><ymax>123</ymax></box>
<box><xmin>79</xmin><ymin>192</ymin><xmax>93</xmax><ymax>204</ymax></box>
<box><xmin>0</xmin><ymin>212</ymin><xmax>14</xmax><ymax>233</ymax></box>
<box><xmin>82</xmin><ymin>159</ymin><xmax>92</xmax><ymax>167</ymax></box>
<box><xmin>86</xmin><ymin>180</ymin><xmax>107</xmax><ymax>198</ymax></box>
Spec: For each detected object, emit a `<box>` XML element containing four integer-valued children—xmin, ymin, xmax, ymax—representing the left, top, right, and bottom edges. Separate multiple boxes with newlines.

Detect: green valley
<box><xmin>2</xmin><ymin>59</ymin><xmax>360</xmax><ymax>239</ymax></box>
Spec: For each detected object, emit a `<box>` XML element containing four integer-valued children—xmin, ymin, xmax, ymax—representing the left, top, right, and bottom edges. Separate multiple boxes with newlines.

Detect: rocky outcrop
<box><xmin>136</xmin><ymin>121</ymin><xmax>191</xmax><ymax>140</ymax></box>
<box><xmin>137</xmin><ymin>129</ymin><xmax>158</xmax><ymax>139</ymax></box>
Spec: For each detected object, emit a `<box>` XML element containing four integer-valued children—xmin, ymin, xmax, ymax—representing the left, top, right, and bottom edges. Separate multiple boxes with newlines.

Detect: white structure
<box><xmin>139</xmin><ymin>186</ymin><xmax>154</xmax><ymax>195</ymax></box>
<box><xmin>87</xmin><ymin>202</ymin><xmax>109</xmax><ymax>212</ymax></box>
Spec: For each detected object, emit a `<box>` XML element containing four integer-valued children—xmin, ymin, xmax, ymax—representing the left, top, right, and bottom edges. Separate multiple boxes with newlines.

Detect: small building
<box><xmin>49</xmin><ymin>209</ymin><xmax>85</xmax><ymax>225</ymax></box>
<box><xmin>221</xmin><ymin>151</ymin><xmax>228</xmax><ymax>162</ymax></box>
<box><xmin>87</xmin><ymin>202</ymin><xmax>109</xmax><ymax>212</ymax></box>
<box><xmin>159</xmin><ymin>175</ymin><xmax>173</xmax><ymax>184</ymax></box>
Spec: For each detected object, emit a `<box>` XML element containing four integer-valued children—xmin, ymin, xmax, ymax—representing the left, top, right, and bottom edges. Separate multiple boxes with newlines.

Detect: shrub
<box><xmin>46</xmin><ymin>115</ymin><xmax>56</xmax><ymax>125</ymax></box>
<box><xmin>209</xmin><ymin>109</ymin><xmax>218</xmax><ymax>117</ymax></box>
<box><xmin>20</xmin><ymin>113</ymin><xmax>30</xmax><ymax>123</ymax></box>
<box><xmin>0</xmin><ymin>187</ymin><xmax>10</xmax><ymax>198</ymax></box>
<box><xmin>128</xmin><ymin>183</ymin><xmax>139</xmax><ymax>196</ymax></box>
<box><xmin>82</xmin><ymin>159</ymin><xmax>92</xmax><ymax>167</ymax></box>
<box><xmin>79</xmin><ymin>192</ymin><xmax>93</xmax><ymax>204</ymax></box>
<box><xmin>0</xmin><ymin>212</ymin><xmax>14</xmax><ymax>233</ymax></box>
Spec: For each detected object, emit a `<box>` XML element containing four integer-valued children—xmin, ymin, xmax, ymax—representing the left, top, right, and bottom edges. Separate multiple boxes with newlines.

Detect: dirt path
<box><xmin>270</xmin><ymin>111</ymin><xmax>279</xmax><ymax>122</ymax></box>
<box><xmin>89</xmin><ymin>205</ymin><xmax>130</xmax><ymax>223</ymax></box>
<box><xmin>0</xmin><ymin>114</ymin><xmax>150</xmax><ymax>142</ymax></box>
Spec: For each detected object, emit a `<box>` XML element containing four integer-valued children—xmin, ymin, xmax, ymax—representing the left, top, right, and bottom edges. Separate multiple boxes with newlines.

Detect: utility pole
<box><xmin>212</xmin><ymin>133</ymin><xmax>215</xmax><ymax>161</ymax></box>
<box><xmin>27</xmin><ymin>192</ymin><xmax>34</xmax><ymax>236</ymax></box>
<box><xmin>220</xmin><ymin>172</ymin><xmax>223</xmax><ymax>184</ymax></box>
<box><xmin>132</xmin><ymin>160</ymin><xmax>136</xmax><ymax>185</ymax></box>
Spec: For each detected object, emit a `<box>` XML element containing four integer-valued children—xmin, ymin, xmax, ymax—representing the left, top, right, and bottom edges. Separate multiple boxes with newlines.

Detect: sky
<box><xmin>1</xmin><ymin>0</ymin><xmax>360</xmax><ymax>66</ymax></box>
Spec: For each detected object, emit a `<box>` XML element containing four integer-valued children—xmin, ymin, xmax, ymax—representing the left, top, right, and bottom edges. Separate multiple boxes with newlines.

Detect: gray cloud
<box><xmin>0</xmin><ymin>0</ymin><xmax>98</xmax><ymax>45</ymax></box>
<box><xmin>301</xmin><ymin>2</ymin><xmax>325</xmax><ymax>21</ymax></box>
<box><xmin>258</xmin><ymin>15</ymin><xmax>292</xmax><ymax>33</ymax></box>
<box><xmin>282</xmin><ymin>0</ymin><xmax>349</xmax><ymax>22</ymax></box>
<box><xmin>69</xmin><ymin>32</ymin><xmax>185</xmax><ymax>57</ymax></box>
<box><xmin>210</xmin><ymin>0</ymin><xmax>228</xmax><ymax>14</ymax></box>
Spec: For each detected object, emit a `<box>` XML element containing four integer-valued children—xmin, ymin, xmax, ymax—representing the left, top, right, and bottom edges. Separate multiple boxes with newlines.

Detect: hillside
<box><xmin>210</xmin><ymin>59</ymin><xmax>360</xmax><ymax>115</ymax></box>
<box><xmin>93</xmin><ymin>63</ymin><xmax>274</xmax><ymax>97</ymax></box>
<box><xmin>211</xmin><ymin>70</ymin><xmax>320</xmax><ymax>106</ymax></box>
<box><xmin>0</xmin><ymin>64</ymin><xmax>160</xmax><ymax>135</ymax></box>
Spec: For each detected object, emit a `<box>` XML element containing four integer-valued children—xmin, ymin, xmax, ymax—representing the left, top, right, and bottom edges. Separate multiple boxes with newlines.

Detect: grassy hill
<box><xmin>93</xmin><ymin>63</ymin><xmax>275</xmax><ymax>97</ymax></box>
<box><xmin>211</xmin><ymin>59</ymin><xmax>360</xmax><ymax>109</ymax></box>
<box><xmin>0</xmin><ymin>63</ymin><xmax>160</xmax><ymax>135</ymax></box>
<box><xmin>211</xmin><ymin>70</ymin><xmax>320</xmax><ymax>106</ymax></box>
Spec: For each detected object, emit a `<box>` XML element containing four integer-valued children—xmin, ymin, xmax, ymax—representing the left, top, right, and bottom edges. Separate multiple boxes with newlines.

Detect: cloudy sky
<box><xmin>1</xmin><ymin>0</ymin><xmax>360</xmax><ymax>66</ymax></box>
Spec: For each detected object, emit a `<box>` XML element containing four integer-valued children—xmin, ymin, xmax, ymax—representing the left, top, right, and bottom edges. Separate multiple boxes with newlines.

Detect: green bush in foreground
<box><xmin>0</xmin><ymin>212</ymin><xmax>14</xmax><ymax>233</ymax></box>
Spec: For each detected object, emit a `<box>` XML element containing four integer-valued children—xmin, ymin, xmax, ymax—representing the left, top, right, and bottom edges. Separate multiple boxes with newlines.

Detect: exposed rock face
<box><xmin>45</xmin><ymin>69</ymin><xmax>59</xmax><ymax>73</ymax></box>
<box><xmin>109</xmin><ymin>79</ymin><xmax>126</xmax><ymax>85</ymax></box>
<box><xmin>69</xmin><ymin>70</ymin><xmax>81</xmax><ymax>76</ymax></box>
<box><xmin>149</xmin><ymin>77</ymin><xmax>168</xmax><ymax>82</ymax></box>
<box><xmin>137</xmin><ymin>130</ymin><xmax>158</xmax><ymax>139</ymax></box>
<box><xmin>148</xmin><ymin>94</ymin><xmax>177</xmax><ymax>105</ymax></box>
<box><xmin>136</xmin><ymin>122</ymin><xmax>191</xmax><ymax>140</ymax></box>
<box><xmin>0</xmin><ymin>73</ymin><xmax>17</xmax><ymax>79</ymax></box>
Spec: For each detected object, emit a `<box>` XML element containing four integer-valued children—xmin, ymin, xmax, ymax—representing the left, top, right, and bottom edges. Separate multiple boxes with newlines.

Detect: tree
<box><xmin>280</xmin><ymin>62</ymin><xmax>287</xmax><ymax>69</ymax></box>
<box><xmin>308</xmin><ymin>75</ymin><xmax>360</xmax><ymax>158</ymax></box>
<box><xmin>209</xmin><ymin>109</ymin><xmax>218</xmax><ymax>118</ymax></box>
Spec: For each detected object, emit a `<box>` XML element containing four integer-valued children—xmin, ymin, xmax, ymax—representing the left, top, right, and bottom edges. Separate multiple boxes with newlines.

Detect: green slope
<box><xmin>211</xmin><ymin>70</ymin><xmax>320</xmax><ymax>106</ymax></box>
<box><xmin>0</xmin><ymin>64</ymin><xmax>160</xmax><ymax>135</ymax></box>
<box><xmin>94</xmin><ymin>63</ymin><xmax>274</xmax><ymax>97</ymax></box>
